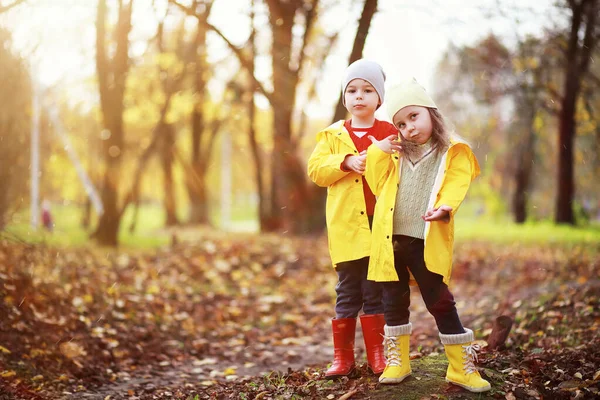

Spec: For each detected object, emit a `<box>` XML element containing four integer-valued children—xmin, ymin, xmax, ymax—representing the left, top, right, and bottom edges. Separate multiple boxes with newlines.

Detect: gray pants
<box><xmin>335</xmin><ymin>256</ymin><xmax>384</xmax><ymax>318</ymax></box>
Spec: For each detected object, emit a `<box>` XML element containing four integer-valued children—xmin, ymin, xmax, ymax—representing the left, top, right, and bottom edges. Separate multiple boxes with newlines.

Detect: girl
<box><xmin>364</xmin><ymin>78</ymin><xmax>491</xmax><ymax>392</ymax></box>
<box><xmin>307</xmin><ymin>59</ymin><xmax>398</xmax><ymax>378</ymax></box>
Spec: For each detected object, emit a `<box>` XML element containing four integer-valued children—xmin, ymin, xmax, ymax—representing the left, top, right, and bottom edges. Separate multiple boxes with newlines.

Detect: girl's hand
<box><xmin>422</xmin><ymin>205</ymin><xmax>453</xmax><ymax>222</ymax></box>
<box><xmin>367</xmin><ymin>134</ymin><xmax>402</xmax><ymax>154</ymax></box>
<box><xmin>342</xmin><ymin>150</ymin><xmax>367</xmax><ymax>174</ymax></box>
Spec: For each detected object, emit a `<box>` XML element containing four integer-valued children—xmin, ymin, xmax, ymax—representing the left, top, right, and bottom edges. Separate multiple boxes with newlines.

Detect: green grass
<box><xmin>369</xmin><ymin>353</ymin><xmax>502</xmax><ymax>399</ymax></box>
<box><xmin>454</xmin><ymin>215</ymin><xmax>600</xmax><ymax>245</ymax></box>
<box><xmin>3</xmin><ymin>202</ymin><xmax>261</xmax><ymax>249</ymax></box>
<box><xmin>3</xmin><ymin>203</ymin><xmax>599</xmax><ymax>249</ymax></box>
<box><xmin>3</xmin><ymin>203</ymin><xmax>170</xmax><ymax>249</ymax></box>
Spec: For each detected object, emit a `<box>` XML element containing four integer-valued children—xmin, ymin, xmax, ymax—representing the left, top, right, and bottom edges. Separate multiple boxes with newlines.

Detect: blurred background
<box><xmin>0</xmin><ymin>0</ymin><xmax>598</xmax><ymax>247</ymax></box>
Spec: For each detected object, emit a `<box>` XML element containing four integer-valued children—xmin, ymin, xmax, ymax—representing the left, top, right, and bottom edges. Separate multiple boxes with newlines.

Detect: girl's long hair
<box><xmin>400</xmin><ymin>107</ymin><xmax>451</xmax><ymax>159</ymax></box>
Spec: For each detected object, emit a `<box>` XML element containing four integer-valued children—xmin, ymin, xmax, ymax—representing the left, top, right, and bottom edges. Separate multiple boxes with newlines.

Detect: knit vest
<box><xmin>393</xmin><ymin>142</ymin><xmax>442</xmax><ymax>239</ymax></box>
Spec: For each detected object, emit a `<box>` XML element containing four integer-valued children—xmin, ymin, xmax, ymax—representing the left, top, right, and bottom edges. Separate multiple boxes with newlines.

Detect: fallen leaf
<box><xmin>59</xmin><ymin>342</ymin><xmax>86</xmax><ymax>359</ymax></box>
<box><xmin>193</xmin><ymin>358</ymin><xmax>217</xmax><ymax>366</ymax></box>
<box><xmin>338</xmin><ymin>389</ymin><xmax>358</xmax><ymax>400</ymax></box>
<box><xmin>558</xmin><ymin>380</ymin><xmax>581</xmax><ymax>390</ymax></box>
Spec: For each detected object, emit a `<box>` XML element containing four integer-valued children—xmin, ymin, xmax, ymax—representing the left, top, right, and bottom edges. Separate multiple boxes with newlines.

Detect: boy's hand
<box><xmin>422</xmin><ymin>205</ymin><xmax>453</xmax><ymax>222</ymax></box>
<box><xmin>367</xmin><ymin>134</ymin><xmax>402</xmax><ymax>154</ymax></box>
<box><xmin>342</xmin><ymin>150</ymin><xmax>367</xmax><ymax>174</ymax></box>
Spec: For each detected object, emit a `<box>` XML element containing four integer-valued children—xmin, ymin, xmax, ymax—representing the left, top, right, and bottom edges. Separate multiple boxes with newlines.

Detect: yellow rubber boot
<box><xmin>440</xmin><ymin>328</ymin><xmax>491</xmax><ymax>392</ymax></box>
<box><xmin>379</xmin><ymin>323</ymin><xmax>412</xmax><ymax>384</ymax></box>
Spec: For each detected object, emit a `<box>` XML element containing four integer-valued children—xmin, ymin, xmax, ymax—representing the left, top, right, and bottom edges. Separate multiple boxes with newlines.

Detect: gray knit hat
<box><xmin>342</xmin><ymin>59</ymin><xmax>386</xmax><ymax>108</ymax></box>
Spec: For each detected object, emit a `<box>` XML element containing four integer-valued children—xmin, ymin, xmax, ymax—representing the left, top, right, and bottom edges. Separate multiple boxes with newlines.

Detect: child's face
<box><xmin>392</xmin><ymin>105</ymin><xmax>433</xmax><ymax>145</ymax></box>
<box><xmin>344</xmin><ymin>79</ymin><xmax>380</xmax><ymax>119</ymax></box>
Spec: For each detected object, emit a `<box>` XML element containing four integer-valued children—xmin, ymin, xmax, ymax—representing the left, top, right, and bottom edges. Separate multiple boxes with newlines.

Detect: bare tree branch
<box><xmin>201</xmin><ymin>113</ymin><xmax>225</xmax><ymax>163</ymax></box>
<box><xmin>169</xmin><ymin>0</ymin><xmax>275</xmax><ymax>105</ymax></box>
<box><xmin>205</xmin><ymin>21</ymin><xmax>275</xmax><ymax>104</ymax></box>
<box><xmin>120</xmin><ymin>88</ymin><xmax>175</xmax><ymax>215</ymax></box>
<box><xmin>113</xmin><ymin>0</ymin><xmax>133</xmax><ymax>89</ymax></box>
<box><xmin>547</xmin><ymin>83</ymin><xmax>563</xmax><ymax>101</ymax></box>
<box><xmin>566</xmin><ymin>0</ymin><xmax>583</xmax><ymax>63</ymax></box>
<box><xmin>295</xmin><ymin>0</ymin><xmax>319</xmax><ymax>77</ymax></box>
<box><xmin>0</xmin><ymin>0</ymin><xmax>27</xmax><ymax>14</ymax></box>
<box><xmin>540</xmin><ymin>100</ymin><xmax>560</xmax><ymax>116</ymax></box>
<box><xmin>96</xmin><ymin>0</ymin><xmax>111</xmax><ymax>115</ymax></box>
<box><xmin>120</xmin><ymin>13</ymin><xmax>191</xmax><ymax>216</ymax></box>
<box><xmin>293</xmin><ymin>31</ymin><xmax>339</xmax><ymax>147</ymax></box>
<box><xmin>589</xmin><ymin>70</ymin><xmax>600</xmax><ymax>84</ymax></box>
<box><xmin>578</xmin><ymin>0</ymin><xmax>598</xmax><ymax>74</ymax></box>
<box><xmin>331</xmin><ymin>0</ymin><xmax>378</xmax><ymax>123</ymax></box>
<box><xmin>583</xmin><ymin>94</ymin><xmax>597</xmax><ymax>121</ymax></box>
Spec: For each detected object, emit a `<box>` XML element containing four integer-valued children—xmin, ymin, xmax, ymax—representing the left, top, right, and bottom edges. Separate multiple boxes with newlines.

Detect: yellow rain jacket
<box><xmin>307</xmin><ymin>121</ymin><xmax>372</xmax><ymax>266</ymax></box>
<box><xmin>364</xmin><ymin>137</ymin><xmax>480</xmax><ymax>283</ymax></box>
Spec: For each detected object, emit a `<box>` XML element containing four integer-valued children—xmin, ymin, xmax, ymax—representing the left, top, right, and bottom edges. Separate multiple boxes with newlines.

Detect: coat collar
<box><xmin>448</xmin><ymin>135</ymin><xmax>480</xmax><ymax>178</ymax></box>
<box><xmin>318</xmin><ymin>120</ymin><xmax>356</xmax><ymax>150</ymax></box>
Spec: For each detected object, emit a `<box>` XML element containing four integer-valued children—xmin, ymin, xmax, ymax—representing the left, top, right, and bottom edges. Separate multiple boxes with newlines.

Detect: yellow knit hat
<box><xmin>386</xmin><ymin>78</ymin><xmax>437</xmax><ymax>121</ymax></box>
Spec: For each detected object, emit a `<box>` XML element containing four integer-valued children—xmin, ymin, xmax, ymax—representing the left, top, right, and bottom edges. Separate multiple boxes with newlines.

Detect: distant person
<box><xmin>364</xmin><ymin>78</ymin><xmax>491</xmax><ymax>392</ymax></box>
<box><xmin>41</xmin><ymin>200</ymin><xmax>54</xmax><ymax>232</ymax></box>
<box><xmin>307</xmin><ymin>59</ymin><xmax>397</xmax><ymax>378</ymax></box>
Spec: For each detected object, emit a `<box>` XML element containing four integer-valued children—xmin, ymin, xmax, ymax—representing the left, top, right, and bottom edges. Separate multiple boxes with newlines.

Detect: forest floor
<box><xmin>0</xmin><ymin>230</ymin><xmax>599</xmax><ymax>399</ymax></box>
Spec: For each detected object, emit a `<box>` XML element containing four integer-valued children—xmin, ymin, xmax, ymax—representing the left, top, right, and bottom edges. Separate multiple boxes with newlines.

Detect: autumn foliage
<box><xmin>0</xmin><ymin>234</ymin><xmax>599</xmax><ymax>399</ymax></box>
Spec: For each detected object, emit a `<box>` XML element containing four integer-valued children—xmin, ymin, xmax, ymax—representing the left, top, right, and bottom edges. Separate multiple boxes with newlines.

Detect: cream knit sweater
<box><xmin>393</xmin><ymin>141</ymin><xmax>442</xmax><ymax>239</ymax></box>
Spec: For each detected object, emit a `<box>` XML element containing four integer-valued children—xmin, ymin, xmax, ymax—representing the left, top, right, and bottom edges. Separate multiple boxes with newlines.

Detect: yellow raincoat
<box><xmin>307</xmin><ymin>121</ymin><xmax>372</xmax><ymax>266</ymax></box>
<box><xmin>364</xmin><ymin>137</ymin><xmax>480</xmax><ymax>283</ymax></box>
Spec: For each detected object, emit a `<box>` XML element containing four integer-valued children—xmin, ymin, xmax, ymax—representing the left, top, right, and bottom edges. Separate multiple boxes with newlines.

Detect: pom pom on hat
<box><xmin>342</xmin><ymin>59</ymin><xmax>386</xmax><ymax>108</ymax></box>
<box><xmin>386</xmin><ymin>78</ymin><xmax>437</xmax><ymax>121</ymax></box>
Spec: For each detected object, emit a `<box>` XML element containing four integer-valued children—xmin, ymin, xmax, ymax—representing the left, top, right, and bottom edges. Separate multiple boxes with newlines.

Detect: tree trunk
<box><xmin>555</xmin><ymin>0</ymin><xmax>598</xmax><ymax>224</ymax></box>
<box><xmin>186</xmin><ymin>22</ymin><xmax>211</xmax><ymax>225</ymax></box>
<box><xmin>187</xmin><ymin>174</ymin><xmax>209</xmax><ymax>224</ymax></box>
<box><xmin>82</xmin><ymin>197</ymin><xmax>91</xmax><ymax>229</ymax></box>
<box><xmin>162</xmin><ymin>124</ymin><xmax>179</xmax><ymax>226</ymax></box>
<box><xmin>94</xmin><ymin>185</ymin><xmax>121</xmax><ymax>246</ymax></box>
<box><xmin>306</xmin><ymin>0</ymin><xmax>379</xmax><ymax>234</ymax></box>
<box><xmin>512</xmin><ymin>98</ymin><xmax>536</xmax><ymax>223</ymax></box>
<box><xmin>246</xmin><ymin>0</ymin><xmax>268</xmax><ymax>229</ymax></box>
<box><xmin>266</xmin><ymin>1</ymin><xmax>308</xmax><ymax>232</ymax></box>
<box><xmin>92</xmin><ymin>0</ymin><xmax>133</xmax><ymax>246</ymax></box>
<box><xmin>128</xmin><ymin>199</ymin><xmax>140</xmax><ymax>233</ymax></box>
<box><xmin>555</xmin><ymin>81</ymin><xmax>577</xmax><ymax>224</ymax></box>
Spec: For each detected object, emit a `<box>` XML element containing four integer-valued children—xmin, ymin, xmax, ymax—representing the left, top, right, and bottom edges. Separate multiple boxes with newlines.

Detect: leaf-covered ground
<box><xmin>0</xmin><ymin>231</ymin><xmax>599</xmax><ymax>399</ymax></box>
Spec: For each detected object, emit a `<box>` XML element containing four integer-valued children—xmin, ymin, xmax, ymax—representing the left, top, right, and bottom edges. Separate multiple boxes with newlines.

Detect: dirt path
<box><xmin>2</xmin><ymin>239</ymin><xmax>599</xmax><ymax>399</ymax></box>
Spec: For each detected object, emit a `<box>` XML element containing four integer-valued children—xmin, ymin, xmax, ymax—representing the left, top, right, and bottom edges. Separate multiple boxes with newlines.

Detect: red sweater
<box><xmin>343</xmin><ymin>119</ymin><xmax>398</xmax><ymax>215</ymax></box>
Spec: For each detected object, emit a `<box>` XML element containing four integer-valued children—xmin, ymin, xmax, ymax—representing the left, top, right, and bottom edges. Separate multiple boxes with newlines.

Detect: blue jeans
<box><xmin>335</xmin><ymin>256</ymin><xmax>384</xmax><ymax>318</ymax></box>
<box><xmin>381</xmin><ymin>235</ymin><xmax>464</xmax><ymax>334</ymax></box>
